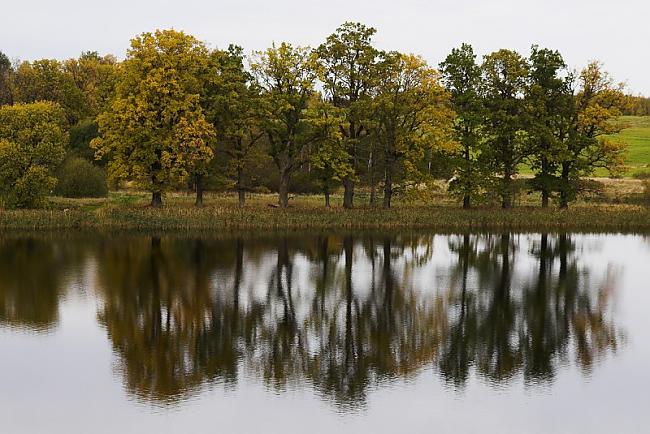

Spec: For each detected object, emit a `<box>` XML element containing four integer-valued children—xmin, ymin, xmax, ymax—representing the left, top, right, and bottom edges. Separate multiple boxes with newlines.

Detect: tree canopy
<box><xmin>0</xmin><ymin>25</ymin><xmax>635</xmax><ymax>210</ymax></box>
<box><xmin>92</xmin><ymin>29</ymin><xmax>215</xmax><ymax>207</ymax></box>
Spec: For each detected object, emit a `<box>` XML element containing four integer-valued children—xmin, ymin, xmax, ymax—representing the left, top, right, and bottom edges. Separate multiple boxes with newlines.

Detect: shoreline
<box><xmin>1</xmin><ymin>196</ymin><xmax>649</xmax><ymax>233</ymax></box>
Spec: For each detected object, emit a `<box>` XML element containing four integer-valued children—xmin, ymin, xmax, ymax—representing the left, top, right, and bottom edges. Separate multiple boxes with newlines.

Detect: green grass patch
<box><xmin>519</xmin><ymin>116</ymin><xmax>650</xmax><ymax>178</ymax></box>
<box><xmin>612</xmin><ymin>116</ymin><xmax>650</xmax><ymax>174</ymax></box>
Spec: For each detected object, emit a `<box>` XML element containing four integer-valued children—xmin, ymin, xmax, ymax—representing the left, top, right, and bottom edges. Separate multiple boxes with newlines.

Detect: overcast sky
<box><xmin>2</xmin><ymin>0</ymin><xmax>649</xmax><ymax>94</ymax></box>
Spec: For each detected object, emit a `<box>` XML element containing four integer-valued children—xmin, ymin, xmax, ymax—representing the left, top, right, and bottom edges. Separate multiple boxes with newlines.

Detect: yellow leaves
<box><xmin>174</xmin><ymin>114</ymin><xmax>216</xmax><ymax>172</ymax></box>
<box><xmin>0</xmin><ymin>102</ymin><xmax>68</xmax><ymax>208</ymax></box>
<box><xmin>374</xmin><ymin>51</ymin><xmax>456</xmax><ymax>157</ymax></box>
<box><xmin>597</xmin><ymin>136</ymin><xmax>627</xmax><ymax>176</ymax></box>
<box><xmin>96</xmin><ymin>30</ymin><xmax>216</xmax><ymax>192</ymax></box>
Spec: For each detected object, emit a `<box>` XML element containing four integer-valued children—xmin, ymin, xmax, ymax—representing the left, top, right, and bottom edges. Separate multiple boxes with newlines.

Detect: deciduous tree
<box><xmin>251</xmin><ymin>43</ymin><xmax>318</xmax><ymax>208</ymax></box>
<box><xmin>525</xmin><ymin>46</ymin><xmax>574</xmax><ymax>208</ymax></box>
<box><xmin>0</xmin><ymin>51</ymin><xmax>12</xmax><ymax>106</ymax></box>
<box><xmin>309</xmin><ymin>99</ymin><xmax>353</xmax><ymax>207</ymax></box>
<box><xmin>63</xmin><ymin>51</ymin><xmax>119</xmax><ymax>117</ymax></box>
<box><xmin>439</xmin><ymin>43</ymin><xmax>484</xmax><ymax>208</ymax></box>
<box><xmin>317</xmin><ymin>22</ymin><xmax>379</xmax><ymax>208</ymax></box>
<box><xmin>558</xmin><ymin>62</ymin><xmax>627</xmax><ymax>208</ymax></box>
<box><xmin>92</xmin><ymin>30</ymin><xmax>215</xmax><ymax>207</ymax></box>
<box><xmin>372</xmin><ymin>52</ymin><xmax>455</xmax><ymax>208</ymax></box>
<box><xmin>203</xmin><ymin>46</ymin><xmax>265</xmax><ymax>208</ymax></box>
<box><xmin>480</xmin><ymin>49</ymin><xmax>530</xmax><ymax>208</ymax></box>
<box><xmin>12</xmin><ymin>59</ymin><xmax>86</xmax><ymax>124</ymax></box>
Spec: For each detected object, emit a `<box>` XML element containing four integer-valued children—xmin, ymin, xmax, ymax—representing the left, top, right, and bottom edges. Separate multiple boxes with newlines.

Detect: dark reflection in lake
<box><xmin>0</xmin><ymin>232</ymin><xmax>647</xmax><ymax>434</ymax></box>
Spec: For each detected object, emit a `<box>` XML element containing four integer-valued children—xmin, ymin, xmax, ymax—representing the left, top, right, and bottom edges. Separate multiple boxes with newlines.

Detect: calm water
<box><xmin>0</xmin><ymin>232</ymin><xmax>649</xmax><ymax>434</ymax></box>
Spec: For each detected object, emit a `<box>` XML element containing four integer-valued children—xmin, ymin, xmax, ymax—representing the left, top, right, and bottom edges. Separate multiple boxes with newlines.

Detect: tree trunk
<box><xmin>195</xmin><ymin>174</ymin><xmax>204</xmax><ymax>207</ymax></box>
<box><xmin>324</xmin><ymin>183</ymin><xmax>331</xmax><ymax>208</ymax></box>
<box><xmin>463</xmin><ymin>145</ymin><xmax>471</xmax><ymax>209</ymax></box>
<box><xmin>541</xmin><ymin>190</ymin><xmax>549</xmax><ymax>208</ymax></box>
<box><xmin>501</xmin><ymin>169</ymin><xmax>513</xmax><ymax>209</ymax></box>
<box><xmin>343</xmin><ymin>235</ymin><xmax>354</xmax><ymax>368</ymax></box>
<box><xmin>234</xmin><ymin>238</ymin><xmax>243</xmax><ymax>311</ymax></box>
<box><xmin>559</xmin><ymin>233</ymin><xmax>568</xmax><ymax>278</ymax></box>
<box><xmin>541</xmin><ymin>157</ymin><xmax>550</xmax><ymax>208</ymax></box>
<box><xmin>369</xmin><ymin>150</ymin><xmax>376</xmax><ymax>206</ymax></box>
<box><xmin>383</xmin><ymin>163</ymin><xmax>394</xmax><ymax>209</ymax></box>
<box><xmin>237</xmin><ymin>167</ymin><xmax>245</xmax><ymax>208</ymax></box>
<box><xmin>278</xmin><ymin>170</ymin><xmax>290</xmax><ymax>208</ymax></box>
<box><xmin>342</xmin><ymin>177</ymin><xmax>354</xmax><ymax>209</ymax></box>
<box><xmin>559</xmin><ymin>163</ymin><xmax>570</xmax><ymax>209</ymax></box>
<box><xmin>151</xmin><ymin>191</ymin><xmax>163</xmax><ymax>208</ymax></box>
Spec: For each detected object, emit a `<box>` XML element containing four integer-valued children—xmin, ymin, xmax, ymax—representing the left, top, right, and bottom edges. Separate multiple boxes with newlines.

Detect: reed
<box><xmin>1</xmin><ymin>191</ymin><xmax>649</xmax><ymax>232</ymax></box>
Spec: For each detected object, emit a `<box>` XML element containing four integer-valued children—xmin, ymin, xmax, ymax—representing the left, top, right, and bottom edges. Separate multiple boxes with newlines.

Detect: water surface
<box><xmin>1</xmin><ymin>232</ymin><xmax>648</xmax><ymax>433</ymax></box>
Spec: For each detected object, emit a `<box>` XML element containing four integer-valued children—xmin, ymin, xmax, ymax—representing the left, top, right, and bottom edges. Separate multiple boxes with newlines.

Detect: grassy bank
<box><xmin>1</xmin><ymin>186</ymin><xmax>649</xmax><ymax>232</ymax></box>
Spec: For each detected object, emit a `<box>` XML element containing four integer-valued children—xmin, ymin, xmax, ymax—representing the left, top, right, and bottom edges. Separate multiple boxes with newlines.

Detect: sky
<box><xmin>2</xmin><ymin>0</ymin><xmax>649</xmax><ymax>95</ymax></box>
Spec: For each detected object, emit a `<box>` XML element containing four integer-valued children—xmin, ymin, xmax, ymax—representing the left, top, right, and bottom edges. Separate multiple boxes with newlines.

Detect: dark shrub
<box><xmin>69</xmin><ymin>119</ymin><xmax>101</xmax><ymax>162</ymax></box>
<box><xmin>289</xmin><ymin>171</ymin><xmax>322</xmax><ymax>194</ymax></box>
<box><xmin>54</xmin><ymin>158</ymin><xmax>108</xmax><ymax>198</ymax></box>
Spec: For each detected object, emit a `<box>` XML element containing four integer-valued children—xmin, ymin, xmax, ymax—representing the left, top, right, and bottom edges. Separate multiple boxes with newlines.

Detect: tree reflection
<box><xmin>94</xmin><ymin>232</ymin><xmax>624</xmax><ymax>408</ymax></box>
<box><xmin>440</xmin><ymin>233</ymin><xmax>623</xmax><ymax>388</ymax></box>
<box><xmin>0</xmin><ymin>236</ymin><xmax>88</xmax><ymax>332</ymax></box>
<box><xmin>96</xmin><ymin>237</ymin><xmax>246</xmax><ymax>402</ymax></box>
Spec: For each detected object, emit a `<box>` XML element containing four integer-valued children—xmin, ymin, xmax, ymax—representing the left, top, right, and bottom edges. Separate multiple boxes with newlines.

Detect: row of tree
<box><xmin>0</xmin><ymin>23</ymin><xmax>633</xmax><ymax>209</ymax></box>
<box><xmin>441</xmin><ymin>44</ymin><xmax>627</xmax><ymax>208</ymax></box>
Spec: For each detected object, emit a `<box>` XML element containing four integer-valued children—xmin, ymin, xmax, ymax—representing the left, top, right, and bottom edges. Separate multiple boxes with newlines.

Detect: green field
<box><xmin>614</xmin><ymin>116</ymin><xmax>650</xmax><ymax>175</ymax></box>
<box><xmin>520</xmin><ymin>116</ymin><xmax>650</xmax><ymax>177</ymax></box>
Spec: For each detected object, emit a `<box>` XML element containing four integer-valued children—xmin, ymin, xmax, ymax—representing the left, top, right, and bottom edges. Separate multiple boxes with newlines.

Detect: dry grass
<box><xmin>1</xmin><ymin>181</ymin><xmax>649</xmax><ymax>232</ymax></box>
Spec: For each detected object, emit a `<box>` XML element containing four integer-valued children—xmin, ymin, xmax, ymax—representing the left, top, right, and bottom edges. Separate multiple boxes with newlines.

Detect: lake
<box><xmin>1</xmin><ymin>232</ymin><xmax>648</xmax><ymax>434</ymax></box>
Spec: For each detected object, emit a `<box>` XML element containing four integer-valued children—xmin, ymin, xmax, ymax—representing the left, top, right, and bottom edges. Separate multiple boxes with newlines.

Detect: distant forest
<box><xmin>624</xmin><ymin>95</ymin><xmax>650</xmax><ymax>116</ymax></box>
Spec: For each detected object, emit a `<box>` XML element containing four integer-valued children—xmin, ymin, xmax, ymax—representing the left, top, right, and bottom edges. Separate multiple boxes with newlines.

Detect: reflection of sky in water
<box><xmin>0</xmin><ymin>233</ymin><xmax>648</xmax><ymax>434</ymax></box>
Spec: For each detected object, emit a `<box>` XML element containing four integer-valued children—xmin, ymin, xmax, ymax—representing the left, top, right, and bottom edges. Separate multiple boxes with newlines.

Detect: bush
<box><xmin>289</xmin><ymin>171</ymin><xmax>322</xmax><ymax>194</ymax></box>
<box><xmin>0</xmin><ymin>102</ymin><xmax>67</xmax><ymax>208</ymax></box>
<box><xmin>54</xmin><ymin>158</ymin><xmax>108</xmax><ymax>198</ymax></box>
<box><xmin>5</xmin><ymin>165</ymin><xmax>56</xmax><ymax>208</ymax></box>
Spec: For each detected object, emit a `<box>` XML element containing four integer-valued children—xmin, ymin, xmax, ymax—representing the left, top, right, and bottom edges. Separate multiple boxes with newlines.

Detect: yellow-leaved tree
<box><xmin>372</xmin><ymin>53</ymin><xmax>456</xmax><ymax>208</ymax></box>
<box><xmin>92</xmin><ymin>29</ymin><xmax>215</xmax><ymax>207</ymax></box>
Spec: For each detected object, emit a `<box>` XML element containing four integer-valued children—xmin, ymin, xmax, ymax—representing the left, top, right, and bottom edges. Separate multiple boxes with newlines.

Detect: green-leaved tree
<box><xmin>0</xmin><ymin>51</ymin><xmax>12</xmax><ymax>106</ymax></box>
<box><xmin>317</xmin><ymin>22</ymin><xmax>379</xmax><ymax>208</ymax></box>
<box><xmin>251</xmin><ymin>42</ymin><xmax>319</xmax><ymax>208</ymax></box>
<box><xmin>525</xmin><ymin>46</ymin><xmax>574</xmax><ymax>208</ymax></box>
<box><xmin>481</xmin><ymin>49</ymin><xmax>530</xmax><ymax>208</ymax></box>
<box><xmin>203</xmin><ymin>45</ymin><xmax>265</xmax><ymax>208</ymax></box>
<box><xmin>439</xmin><ymin>43</ymin><xmax>484</xmax><ymax>208</ymax></box>
<box><xmin>558</xmin><ymin>62</ymin><xmax>627</xmax><ymax>208</ymax></box>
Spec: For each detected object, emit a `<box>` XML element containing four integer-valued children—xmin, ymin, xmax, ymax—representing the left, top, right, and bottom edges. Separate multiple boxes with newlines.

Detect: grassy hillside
<box><xmin>615</xmin><ymin>116</ymin><xmax>650</xmax><ymax>175</ymax></box>
<box><xmin>520</xmin><ymin>116</ymin><xmax>650</xmax><ymax>177</ymax></box>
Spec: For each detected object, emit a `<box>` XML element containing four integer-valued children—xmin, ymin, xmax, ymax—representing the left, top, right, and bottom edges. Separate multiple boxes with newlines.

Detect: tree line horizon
<box><xmin>0</xmin><ymin>22</ymin><xmax>645</xmax><ymax>209</ymax></box>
